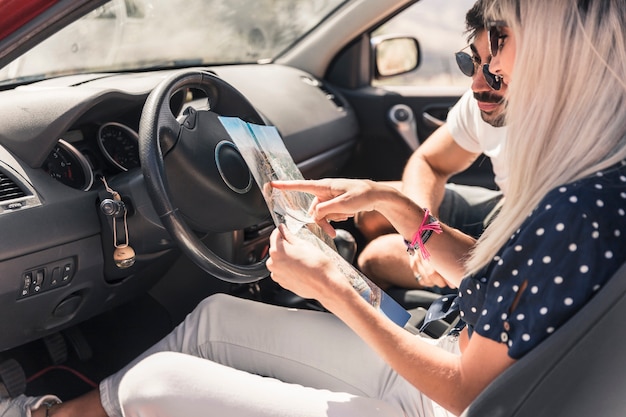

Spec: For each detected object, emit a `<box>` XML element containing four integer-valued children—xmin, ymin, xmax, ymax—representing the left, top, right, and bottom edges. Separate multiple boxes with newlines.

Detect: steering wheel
<box><xmin>138</xmin><ymin>69</ymin><xmax>270</xmax><ymax>283</ymax></box>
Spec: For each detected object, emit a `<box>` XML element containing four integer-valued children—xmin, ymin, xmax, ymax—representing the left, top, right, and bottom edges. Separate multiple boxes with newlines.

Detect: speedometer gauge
<box><xmin>98</xmin><ymin>122</ymin><xmax>140</xmax><ymax>171</ymax></box>
<box><xmin>44</xmin><ymin>139</ymin><xmax>94</xmax><ymax>191</ymax></box>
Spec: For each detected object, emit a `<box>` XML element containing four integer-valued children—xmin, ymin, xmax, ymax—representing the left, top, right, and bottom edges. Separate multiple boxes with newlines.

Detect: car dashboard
<box><xmin>0</xmin><ymin>63</ymin><xmax>358</xmax><ymax>352</ymax></box>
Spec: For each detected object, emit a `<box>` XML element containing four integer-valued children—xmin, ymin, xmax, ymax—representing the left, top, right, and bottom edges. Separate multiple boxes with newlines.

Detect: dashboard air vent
<box><xmin>0</xmin><ymin>172</ymin><xmax>27</xmax><ymax>201</ymax></box>
<box><xmin>317</xmin><ymin>83</ymin><xmax>344</xmax><ymax>110</ymax></box>
<box><xmin>301</xmin><ymin>76</ymin><xmax>344</xmax><ymax>110</ymax></box>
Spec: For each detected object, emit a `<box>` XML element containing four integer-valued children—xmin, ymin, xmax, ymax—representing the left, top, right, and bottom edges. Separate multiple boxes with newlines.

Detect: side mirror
<box><xmin>372</xmin><ymin>35</ymin><xmax>420</xmax><ymax>78</ymax></box>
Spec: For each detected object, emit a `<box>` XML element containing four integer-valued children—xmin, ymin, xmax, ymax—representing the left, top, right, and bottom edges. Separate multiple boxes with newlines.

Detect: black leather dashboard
<box><xmin>0</xmin><ymin>63</ymin><xmax>358</xmax><ymax>351</ymax></box>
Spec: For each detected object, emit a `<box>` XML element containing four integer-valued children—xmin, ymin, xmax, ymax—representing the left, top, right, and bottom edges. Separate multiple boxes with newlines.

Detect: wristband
<box><xmin>404</xmin><ymin>208</ymin><xmax>442</xmax><ymax>260</ymax></box>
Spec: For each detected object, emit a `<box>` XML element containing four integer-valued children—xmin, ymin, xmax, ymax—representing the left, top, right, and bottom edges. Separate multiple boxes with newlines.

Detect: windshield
<box><xmin>0</xmin><ymin>0</ymin><xmax>344</xmax><ymax>85</ymax></box>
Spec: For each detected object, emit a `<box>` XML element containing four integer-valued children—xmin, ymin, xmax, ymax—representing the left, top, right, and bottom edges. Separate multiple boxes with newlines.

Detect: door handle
<box><xmin>422</xmin><ymin>111</ymin><xmax>445</xmax><ymax>128</ymax></box>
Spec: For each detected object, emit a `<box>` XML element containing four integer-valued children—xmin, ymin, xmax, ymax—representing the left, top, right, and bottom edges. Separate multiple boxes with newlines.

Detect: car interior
<box><xmin>0</xmin><ymin>0</ymin><xmax>622</xmax><ymax>415</ymax></box>
<box><xmin>0</xmin><ymin>0</ymin><xmax>466</xmax><ymax>402</ymax></box>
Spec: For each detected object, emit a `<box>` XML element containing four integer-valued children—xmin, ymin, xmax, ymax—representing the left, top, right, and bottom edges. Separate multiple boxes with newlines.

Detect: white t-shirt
<box><xmin>446</xmin><ymin>89</ymin><xmax>508</xmax><ymax>194</ymax></box>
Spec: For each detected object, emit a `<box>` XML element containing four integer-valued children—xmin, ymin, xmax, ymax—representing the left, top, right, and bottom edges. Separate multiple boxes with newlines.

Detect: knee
<box><xmin>354</xmin><ymin>210</ymin><xmax>395</xmax><ymax>241</ymax></box>
<box><xmin>357</xmin><ymin>243</ymin><xmax>377</xmax><ymax>277</ymax></box>
<box><xmin>357</xmin><ymin>237</ymin><xmax>392</xmax><ymax>278</ymax></box>
<box><xmin>193</xmin><ymin>292</ymin><xmax>234</xmax><ymax>318</ymax></box>
<box><xmin>119</xmin><ymin>352</ymin><xmax>182</xmax><ymax>410</ymax></box>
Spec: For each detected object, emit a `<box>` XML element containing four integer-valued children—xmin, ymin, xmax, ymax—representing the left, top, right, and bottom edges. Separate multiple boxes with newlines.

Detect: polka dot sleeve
<box><xmin>465</xmin><ymin>172</ymin><xmax>626</xmax><ymax>359</ymax></box>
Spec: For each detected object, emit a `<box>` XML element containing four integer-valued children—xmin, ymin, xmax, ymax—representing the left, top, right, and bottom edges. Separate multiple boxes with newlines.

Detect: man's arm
<box><xmin>401</xmin><ymin>124</ymin><xmax>480</xmax><ymax>217</ymax></box>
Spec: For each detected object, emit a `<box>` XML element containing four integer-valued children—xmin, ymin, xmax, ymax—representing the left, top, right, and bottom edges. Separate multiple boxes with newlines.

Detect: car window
<box><xmin>372</xmin><ymin>0</ymin><xmax>476</xmax><ymax>87</ymax></box>
<box><xmin>0</xmin><ymin>0</ymin><xmax>345</xmax><ymax>86</ymax></box>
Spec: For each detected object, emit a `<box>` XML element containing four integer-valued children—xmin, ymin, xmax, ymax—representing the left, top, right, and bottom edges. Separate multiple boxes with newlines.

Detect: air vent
<box><xmin>301</xmin><ymin>76</ymin><xmax>345</xmax><ymax>110</ymax></box>
<box><xmin>0</xmin><ymin>172</ymin><xmax>27</xmax><ymax>201</ymax></box>
<box><xmin>317</xmin><ymin>83</ymin><xmax>345</xmax><ymax>110</ymax></box>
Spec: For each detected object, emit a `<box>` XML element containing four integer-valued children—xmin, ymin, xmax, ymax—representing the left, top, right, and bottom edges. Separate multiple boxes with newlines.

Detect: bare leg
<box><xmin>358</xmin><ymin>234</ymin><xmax>450</xmax><ymax>290</ymax></box>
<box><xmin>353</xmin><ymin>181</ymin><xmax>402</xmax><ymax>241</ymax></box>
<box><xmin>358</xmin><ymin>234</ymin><xmax>419</xmax><ymax>290</ymax></box>
<box><xmin>354</xmin><ymin>210</ymin><xmax>395</xmax><ymax>242</ymax></box>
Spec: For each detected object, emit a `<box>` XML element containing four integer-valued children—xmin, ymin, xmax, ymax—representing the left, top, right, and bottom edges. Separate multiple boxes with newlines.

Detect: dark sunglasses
<box><xmin>487</xmin><ymin>21</ymin><xmax>508</xmax><ymax>57</ymax></box>
<box><xmin>454</xmin><ymin>51</ymin><xmax>502</xmax><ymax>90</ymax></box>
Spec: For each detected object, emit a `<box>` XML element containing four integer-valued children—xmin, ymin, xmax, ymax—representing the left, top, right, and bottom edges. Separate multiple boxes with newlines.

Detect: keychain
<box><xmin>101</xmin><ymin>177</ymin><xmax>136</xmax><ymax>268</ymax></box>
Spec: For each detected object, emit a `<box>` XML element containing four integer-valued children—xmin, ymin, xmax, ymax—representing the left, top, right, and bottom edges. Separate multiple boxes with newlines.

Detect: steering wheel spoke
<box><xmin>158</xmin><ymin>109</ymin><xmax>183</xmax><ymax>155</ymax></box>
<box><xmin>139</xmin><ymin>70</ymin><xmax>270</xmax><ymax>283</ymax></box>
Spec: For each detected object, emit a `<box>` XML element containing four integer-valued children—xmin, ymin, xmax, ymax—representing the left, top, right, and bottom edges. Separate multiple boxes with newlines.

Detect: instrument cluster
<box><xmin>43</xmin><ymin>122</ymin><xmax>141</xmax><ymax>191</ymax></box>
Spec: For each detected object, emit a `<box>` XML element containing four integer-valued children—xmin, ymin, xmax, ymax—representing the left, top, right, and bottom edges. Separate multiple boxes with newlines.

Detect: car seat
<box><xmin>462</xmin><ymin>260</ymin><xmax>626</xmax><ymax>417</ymax></box>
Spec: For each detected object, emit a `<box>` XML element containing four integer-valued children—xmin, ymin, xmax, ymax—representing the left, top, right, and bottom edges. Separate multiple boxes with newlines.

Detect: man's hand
<box><xmin>409</xmin><ymin>254</ymin><xmax>452</xmax><ymax>288</ymax></box>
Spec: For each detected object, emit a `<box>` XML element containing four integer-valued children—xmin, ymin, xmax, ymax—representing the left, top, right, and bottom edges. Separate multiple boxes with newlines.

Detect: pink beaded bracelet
<box><xmin>404</xmin><ymin>208</ymin><xmax>442</xmax><ymax>260</ymax></box>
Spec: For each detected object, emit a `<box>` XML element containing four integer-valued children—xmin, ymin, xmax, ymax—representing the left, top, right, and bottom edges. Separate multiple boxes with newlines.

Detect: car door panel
<box><xmin>337</xmin><ymin>85</ymin><xmax>496</xmax><ymax>190</ymax></box>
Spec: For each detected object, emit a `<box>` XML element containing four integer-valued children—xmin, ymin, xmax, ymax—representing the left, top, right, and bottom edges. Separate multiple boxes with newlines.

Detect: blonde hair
<box><xmin>466</xmin><ymin>0</ymin><xmax>626</xmax><ymax>274</ymax></box>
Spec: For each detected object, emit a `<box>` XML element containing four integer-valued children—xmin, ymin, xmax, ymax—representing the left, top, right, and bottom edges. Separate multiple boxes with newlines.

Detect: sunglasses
<box><xmin>454</xmin><ymin>50</ymin><xmax>502</xmax><ymax>91</ymax></box>
<box><xmin>487</xmin><ymin>21</ymin><xmax>508</xmax><ymax>57</ymax></box>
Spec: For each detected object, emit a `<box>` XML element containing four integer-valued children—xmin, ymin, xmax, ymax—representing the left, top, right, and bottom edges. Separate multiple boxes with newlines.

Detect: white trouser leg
<box><xmin>119</xmin><ymin>351</ymin><xmax>406</xmax><ymax>417</ymax></box>
<box><xmin>101</xmin><ymin>294</ymin><xmax>441</xmax><ymax>417</ymax></box>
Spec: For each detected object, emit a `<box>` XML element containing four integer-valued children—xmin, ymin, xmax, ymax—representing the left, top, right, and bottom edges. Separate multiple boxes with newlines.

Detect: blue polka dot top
<box><xmin>457</xmin><ymin>162</ymin><xmax>626</xmax><ymax>359</ymax></box>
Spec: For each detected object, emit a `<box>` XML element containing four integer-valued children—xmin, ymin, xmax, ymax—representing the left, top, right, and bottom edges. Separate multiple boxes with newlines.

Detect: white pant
<box><xmin>100</xmin><ymin>294</ymin><xmax>457</xmax><ymax>417</ymax></box>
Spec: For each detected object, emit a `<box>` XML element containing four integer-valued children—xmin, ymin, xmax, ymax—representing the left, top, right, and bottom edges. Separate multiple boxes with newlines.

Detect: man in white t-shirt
<box><xmin>356</xmin><ymin>2</ymin><xmax>507</xmax><ymax>293</ymax></box>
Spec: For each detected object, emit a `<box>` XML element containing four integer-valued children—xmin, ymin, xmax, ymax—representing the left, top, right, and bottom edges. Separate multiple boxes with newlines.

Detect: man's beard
<box><xmin>475</xmin><ymin>91</ymin><xmax>507</xmax><ymax>127</ymax></box>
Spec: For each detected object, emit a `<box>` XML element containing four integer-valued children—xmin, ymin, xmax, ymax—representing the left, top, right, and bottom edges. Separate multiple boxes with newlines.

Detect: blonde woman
<box><xmin>269</xmin><ymin>0</ymin><xmax>626</xmax><ymax>414</ymax></box>
<box><xmin>26</xmin><ymin>1</ymin><xmax>625</xmax><ymax>416</ymax></box>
